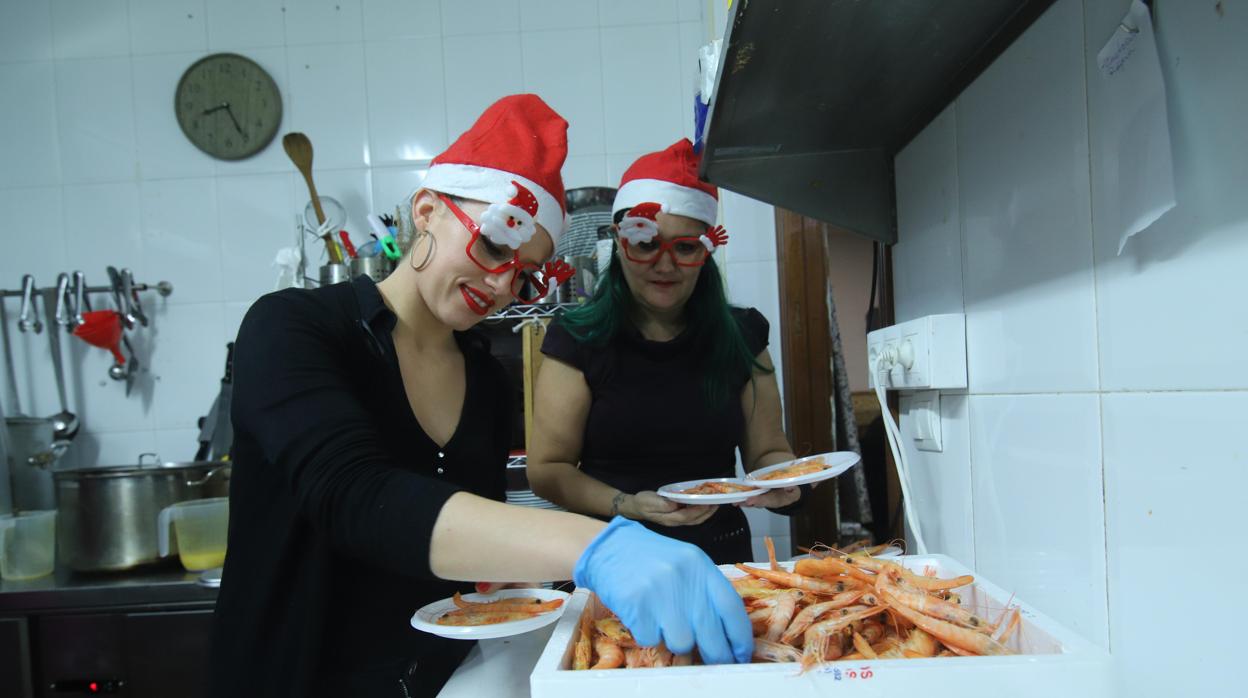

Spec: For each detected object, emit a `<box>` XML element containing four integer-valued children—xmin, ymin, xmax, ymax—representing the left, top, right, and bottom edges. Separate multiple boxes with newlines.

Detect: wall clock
<box><xmin>175</xmin><ymin>53</ymin><xmax>282</xmax><ymax>160</ymax></box>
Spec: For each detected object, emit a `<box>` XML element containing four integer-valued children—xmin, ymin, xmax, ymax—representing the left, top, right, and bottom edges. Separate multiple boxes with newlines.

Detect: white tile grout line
<box><xmin>950</xmin><ymin>99</ymin><xmax>978</xmax><ymax>572</ymax></box>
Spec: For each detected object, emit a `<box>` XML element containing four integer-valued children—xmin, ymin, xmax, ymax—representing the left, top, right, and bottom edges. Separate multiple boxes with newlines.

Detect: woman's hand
<box><xmin>738</xmin><ymin>486</ymin><xmax>800</xmax><ymax>510</ymax></box>
<box><xmin>620</xmin><ymin>491</ymin><xmax>718</xmax><ymax>527</ymax></box>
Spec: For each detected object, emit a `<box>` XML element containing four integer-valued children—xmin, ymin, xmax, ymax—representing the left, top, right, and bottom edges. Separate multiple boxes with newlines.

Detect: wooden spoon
<box><xmin>282</xmin><ymin>132</ymin><xmax>343</xmax><ymax>263</ymax></box>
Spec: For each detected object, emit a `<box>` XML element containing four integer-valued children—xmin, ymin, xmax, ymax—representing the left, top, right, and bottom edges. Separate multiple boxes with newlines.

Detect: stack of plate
<box><xmin>505</xmin><ymin>488</ymin><xmax>564</xmax><ymax>511</ymax></box>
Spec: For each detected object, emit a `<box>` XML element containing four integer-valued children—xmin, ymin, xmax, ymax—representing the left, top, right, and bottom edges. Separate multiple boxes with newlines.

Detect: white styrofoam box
<box><xmin>521</xmin><ymin>29</ymin><xmax>605</xmax><ymax>157</ymax></box>
<box><xmin>440</xmin><ymin>0</ymin><xmax>520</xmax><ymax>36</ymax></box>
<box><xmin>128</xmin><ymin>0</ymin><xmax>207</xmax><ymax>56</ymax></box>
<box><xmin>867</xmin><ymin>314</ymin><xmax>967</xmax><ymax>391</ymax></box>
<box><xmin>140</xmin><ymin>178</ymin><xmax>224</xmax><ymax>305</ymax></box>
<box><xmin>207</xmin><ymin>0</ymin><xmax>287</xmax><ymax>50</ymax></box>
<box><xmin>284</xmin><ymin>0</ymin><xmax>363</xmax><ymax>45</ymax></box>
<box><xmin>0</xmin><ymin>0</ymin><xmax>53</xmax><ymax>63</ymax></box>
<box><xmin>601</xmin><ymin>24</ymin><xmax>683</xmax><ymax>153</ymax></box>
<box><xmin>956</xmin><ymin>0</ymin><xmax>1098</xmax><ymax>395</ymax></box>
<box><xmin>362</xmin><ymin>0</ymin><xmax>442</xmax><ymax>40</ymax></box>
<box><xmin>442</xmin><ymin>32</ymin><xmax>524</xmax><ymax>137</ymax></box>
<box><xmin>531</xmin><ymin>556</ymin><xmax>1112</xmax><ymax>698</ymax></box>
<box><xmin>0</xmin><ymin>62</ymin><xmax>61</xmax><ymax>188</ymax></box>
<box><xmin>519</xmin><ymin>0</ymin><xmax>598</xmax><ymax>32</ymax></box>
<box><xmin>893</xmin><ymin>105</ymin><xmax>962</xmax><ymax>324</ymax></box>
<box><xmin>54</xmin><ymin>57</ymin><xmax>137</xmax><ymax>184</ymax></box>
<box><xmin>132</xmin><ymin>53</ymin><xmax>218</xmax><ymax>182</ymax></box>
<box><xmin>969</xmin><ymin>393</ymin><xmax>1108</xmax><ymax>649</ymax></box>
<box><xmin>1102</xmin><ymin>391</ymin><xmax>1248</xmax><ymax>697</ymax></box>
<box><xmin>898</xmin><ymin>392</ymin><xmax>974</xmax><ymax>567</ymax></box>
<box><xmin>51</xmin><ymin>0</ymin><xmax>129</xmax><ymax>60</ymax></box>
<box><xmin>286</xmin><ymin>43</ymin><xmax>370</xmax><ymax>170</ymax></box>
<box><xmin>366</xmin><ymin>38</ymin><xmax>448</xmax><ymax>165</ymax></box>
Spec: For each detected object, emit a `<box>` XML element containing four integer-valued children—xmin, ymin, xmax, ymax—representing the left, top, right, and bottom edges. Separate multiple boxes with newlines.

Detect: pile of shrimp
<box><xmin>752</xmin><ymin>459</ymin><xmax>829</xmax><ymax>481</ymax></box>
<box><xmin>435</xmin><ymin>592</ymin><xmax>564</xmax><ymax>626</ymax></box>
<box><xmin>570</xmin><ymin>538</ymin><xmax>1022</xmax><ymax>672</ymax></box>
<box><xmin>678</xmin><ymin>480</ymin><xmax>760</xmax><ymax>495</ymax></box>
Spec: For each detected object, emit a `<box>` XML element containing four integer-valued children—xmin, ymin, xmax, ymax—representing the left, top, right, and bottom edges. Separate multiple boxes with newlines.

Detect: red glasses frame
<box><xmin>620</xmin><ymin>236</ymin><xmax>712</xmax><ymax>267</ymax></box>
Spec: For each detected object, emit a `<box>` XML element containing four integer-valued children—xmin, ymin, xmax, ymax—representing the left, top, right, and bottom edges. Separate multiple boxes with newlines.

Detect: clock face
<box><xmin>175</xmin><ymin>53</ymin><xmax>282</xmax><ymax>161</ymax></box>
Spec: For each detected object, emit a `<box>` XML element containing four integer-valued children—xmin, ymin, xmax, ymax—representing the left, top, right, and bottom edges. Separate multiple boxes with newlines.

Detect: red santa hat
<box><xmin>613</xmin><ymin>138</ymin><xmax>719</xmax><ymax>227</ymax></box>
<box><xmin>423</xmin><ymin>94</ymin><xmax>568</xmax><ymax>248</ymax></box>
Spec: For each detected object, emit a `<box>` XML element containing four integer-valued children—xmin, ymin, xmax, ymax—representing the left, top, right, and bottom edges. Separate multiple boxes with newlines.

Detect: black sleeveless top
<box><xmin>541</xmin><ymin>307</ymin><xmax>769</xmax><ymax>563</ymax></box>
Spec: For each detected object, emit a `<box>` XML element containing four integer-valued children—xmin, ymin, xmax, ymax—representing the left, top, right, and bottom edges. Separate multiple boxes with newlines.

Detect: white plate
<box><xmin>410</xmin><ymin>588</ymin><xmax>570</xmax><ymax>640</ymax></box>
<box><xmin>744</xmin><ymin>451</ymin><xmax>861</xmax><ymax>488</ymax></box>
<box><xmin>656</xmin><ymin>477</ymin><xmax>764</xmax><ymax>504</ymax></box>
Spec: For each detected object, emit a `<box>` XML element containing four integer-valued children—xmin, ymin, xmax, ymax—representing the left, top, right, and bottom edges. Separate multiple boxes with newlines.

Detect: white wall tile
<box><xmin>675</xmin><ymin>20</ymin><xmax>704</xmax><ymax>142</ymax></box>
<box><xmin>211</xmin><ymin>47</ymin><xmax>291</xmax><ymax>176</ymax></box>
<box><xmin>284</xmin><ymin>0</ymin><xmax>363</xmax><ymax>45</ymax></box>
<box><xmin>139</xmin><ymin>178</ymin><xmax>223</xmax><ymax>305</ymax></box>
<box><xmin>0</xmin><ymin>188</ymin><xmax>66</xmax><ymax>284</ymax></box>
<box><xmin>0</xmin><ymin>0</ymin><xmax>54</xmax><ymax>63</ymax></box>
<box><xmin>0</xmin><ymin>62</ymin><xmax>62</xmax><ymax>188</ymax></box>
<box><xmin>719</xmin><ymin>191</ymin><xmax>775</xmax><ymax>264</ymax></box>
<box><xmin>128</xmin><ymin>0</ymin><xmax>207</xmax><ymax>56</ymax></box>
<box><xmin>371</xmin><ymin>166</ymin><xmax>429</xmax><ymax>219</ymax></box>
<box><xmin>65</xmin><ymin>328</ymin><xmax>155</xmax><ymax>433</ymax></box>
<box><xmin>561</xmin><ymin>155</ymin><xmax>606</xmax><ymax>190</ymax></box>
<box><xmin>518</xmin><ymin>0</ymin><xmax>596</xmax><ymax>31</ymax></box>
<box><xmin>132</xmin><ymin>52</ymin><xmax>218</xmax><ymax>180</ymax></box>
<box><xmin>286</xmin><ymin>43</ymin><xmax>370</xmax><ymax>169</ymax></box>
<box><xmin>148</xmin><ymin>302</ymin><xmax>226</xmax><ymax>430</ymax></box>
<box><xmin>440</xmin><ymin>0</ymin><xmax>520</xmax><ymax>36</ymax></box>
<box><xmin>605</xmin><ymin>151</ymin><xmax>644</xmax><ymax>187</ymax></box>
<box><xmin>55</xmin><ymin>57</ymin><xmax>138</xmax><ymax>184</ymax></box>
<box><xmin>365</xmin><ymin>38</ymin><xmax>447</xmax><ymax>165</ymax></box>
<box><xmin>206</xmin><ymin>0</ymin><xmax>286</xmax><ymax>50</ymax></box>
<box><xmin>51</xmin><ymin>0</ymin><xmax>130</xmax><ymax>60</ymax></box>
<box><xmin>69</xmin><ymin>429</ymin><xmax>158</xmax><ymax>469</ymax></box>
<box><xmin>724</xmin><ymin>258</ymin><xmax>783</xmax><ymax>394</ymax></box>
<box><xmin>601</xmin><ymin>24</ymin><xmax>683</xmax><ymax>154</ymax></box>
<box><xmin>521</xmin><ymin>29</ymin><xmax>604</xmax><ymax>156</ymax></box>
<box><xmin>362</xmin><ymin>0</ymin><xmax>441</xmax><ymax>39</ymax></box>
<box><xmin>1103</xmin><ymin>391</ymin><xmax>1247</xmax><ymax>695</ymax></box>
<box><xmin>1086</xmin><ymin>1</ymin><xmax>1248</xmax><ymax>392</ymax></box>
<box><xmin>217</xmin><ymin>173</ymin><xmax>297</xmax><ymax>303</ymax></box>
<box><xmin>894</xmin><ymin>105</ymin><xmax>963</xmax><ymax>323</ymax></box>
<box><xmin>956</xmin><ymin>0</ymin><xmax>1098</xmax><ymax>394</ymax></box>
<box><xmin>222</xmin><ymin>300</ymin><xmax>251</xmax><ymax>345</ymax></box>
<box><xmin>898</xmin><ymin>392</ymin><xmax>974</xmax><ymax>567</ymax></box>
<box><xmin>155</xmin><ymin>427</ymin><xmax>204</xmax><ymax>463</ymax></box>
<box><xmin>598</xmin><ymin>0</ymin><xmax>678</xmax><ymax>26</ymax></box>
<box><xmin>969</xmin><ymin>393</ymin><xmax>1108</xmax><ymax>648</ymax></box>
<box><xmin>442</xmin><ymin>33</ymin><xmax>524</xmax><ymax>137</ymax></box>
<box><xmin>63</xmin><ymin>182</ymin><xmax>143</xmax><ymax>274</ymax></box>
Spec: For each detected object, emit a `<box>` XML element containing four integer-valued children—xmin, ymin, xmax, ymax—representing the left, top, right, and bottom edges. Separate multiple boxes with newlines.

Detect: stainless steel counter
<box><xmin>0</xmin><ymin>564</ymin><xmax>216</xmax><ymax>613</ymax></box>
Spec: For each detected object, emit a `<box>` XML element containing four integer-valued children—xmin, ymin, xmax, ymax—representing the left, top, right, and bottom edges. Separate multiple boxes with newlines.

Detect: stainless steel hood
<box><xmin>700</xmin><ymin>0</ymin><xmax>1059</xmax><ymax>244</ymax></box>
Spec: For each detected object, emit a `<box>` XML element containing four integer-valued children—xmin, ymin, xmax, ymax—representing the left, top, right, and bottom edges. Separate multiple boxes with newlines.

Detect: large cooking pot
<box><xmin>54</xmin><ymin>453</ymin><xmax>230</xmax><ymax>571</ymax></box>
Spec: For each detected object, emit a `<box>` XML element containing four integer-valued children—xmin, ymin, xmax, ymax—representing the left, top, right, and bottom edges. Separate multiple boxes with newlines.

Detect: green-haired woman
<box><xmin>528</xmin><ymin>139</ymin><xmax>802</xmax><ymax>564</ymax></box>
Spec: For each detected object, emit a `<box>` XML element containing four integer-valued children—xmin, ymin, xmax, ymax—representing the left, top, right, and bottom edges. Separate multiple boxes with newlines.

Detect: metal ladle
<box><xmin>45</xmin><ymin>275</ymin><xmax>79</xmax><ymax>441</ymax></box>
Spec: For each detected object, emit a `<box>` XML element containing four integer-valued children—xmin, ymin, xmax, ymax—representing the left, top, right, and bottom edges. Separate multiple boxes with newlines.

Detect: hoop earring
<box><xmin>409</xmin><ymin>231</ymin><xmax>437</xmax><ymax>272</ymax></box>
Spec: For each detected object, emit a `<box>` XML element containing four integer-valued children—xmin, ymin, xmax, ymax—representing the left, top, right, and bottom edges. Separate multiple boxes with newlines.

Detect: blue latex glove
<box><xmin>573</xmin><ymin>517</ymin><xmax>753</xmax><ymax>664</ymax></box>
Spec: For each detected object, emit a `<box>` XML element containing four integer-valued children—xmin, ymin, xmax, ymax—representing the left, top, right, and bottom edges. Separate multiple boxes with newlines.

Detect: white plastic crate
<box><xmin>530</xmin><ymin>555</ymin><xmax>1112</xmax><ymax>698</ymax></box>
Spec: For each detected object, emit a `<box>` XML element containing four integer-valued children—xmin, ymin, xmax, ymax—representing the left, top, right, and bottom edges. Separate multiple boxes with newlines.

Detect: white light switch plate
<box><xmin>904</xmin><ymin>390</ymin><xmax>943</xmax><ymax>452</ymax></box>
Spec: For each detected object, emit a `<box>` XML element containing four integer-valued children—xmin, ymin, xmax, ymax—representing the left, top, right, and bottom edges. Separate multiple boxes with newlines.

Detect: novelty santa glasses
<box><xmin>438</xmin><ymin>192</ymin><xmax>574</xmax><ymax>304</ymax></box>
<box><xmin>616</xmin><ymin>202</ymin><xmax>729</xmax><ymax>267</ymax></box>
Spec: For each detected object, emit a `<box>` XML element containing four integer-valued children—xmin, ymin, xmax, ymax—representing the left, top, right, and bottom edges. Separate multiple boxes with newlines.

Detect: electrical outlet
<box><xmin>867</xmin><ymin>314</ymin><xmax>967</xmax><ymax>391</ymax></box>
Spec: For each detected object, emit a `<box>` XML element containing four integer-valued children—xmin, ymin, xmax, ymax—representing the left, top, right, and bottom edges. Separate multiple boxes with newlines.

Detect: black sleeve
<box><xmin>231</xmin><ymin>293</ymin><xmax>462</xmax><ymax>580</ymax></box>
<box><xmin>539</xmin><ymin>317</ymin><xmax>587</xmax><ymax>369</ymax></box>
<box><xmin>734</xmin><ymin>306</ymin><xmax>771</xmax><ymax>356</ymax></box>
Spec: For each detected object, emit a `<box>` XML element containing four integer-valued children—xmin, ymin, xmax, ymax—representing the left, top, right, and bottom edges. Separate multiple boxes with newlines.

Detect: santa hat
<box><xmin>423</xmin><ymin>94</ymin><xmax>568</xmax><ymax>248</ymax></box>
<box><xmin>613</xmin><ymin>138</ymin><xmax>718</xmax><ymax>226</ymax></box>
<box><xmin>615</xmin><ymin>201</ymin><xmax>663</xmax><ymax>244</ymax></box>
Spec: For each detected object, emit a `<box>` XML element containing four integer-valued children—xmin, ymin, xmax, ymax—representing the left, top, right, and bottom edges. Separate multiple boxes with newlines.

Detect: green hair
<box><xmin>557</xmin><ymin>248</ymin><xmax>772</xmax><ymax>408</ymax></box>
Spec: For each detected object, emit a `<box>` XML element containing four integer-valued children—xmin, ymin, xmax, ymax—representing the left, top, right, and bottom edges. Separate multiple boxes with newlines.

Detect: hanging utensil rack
<box><xmin>0</xmin><ymin>280</ymin><xmax>173</xmax><ymax>299</ymax></box>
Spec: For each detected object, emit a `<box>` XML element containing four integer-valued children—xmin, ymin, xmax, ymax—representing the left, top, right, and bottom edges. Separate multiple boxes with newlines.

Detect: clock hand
<box><xmin>223</xmin><ymin>104</ymin><xmax>248</xmax><ymax>139</ymax></box>
<box><xmin>201</xmin><ymin>103</ymin><xmax>227</xmax><ymax>116</ymax></box>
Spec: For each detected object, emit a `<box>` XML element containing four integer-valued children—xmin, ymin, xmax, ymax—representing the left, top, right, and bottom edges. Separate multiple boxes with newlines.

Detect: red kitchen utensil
<box><xmin>72</xmin><ymin>310</ymin><xmax>125</xmax><ymax>364</ymax></box>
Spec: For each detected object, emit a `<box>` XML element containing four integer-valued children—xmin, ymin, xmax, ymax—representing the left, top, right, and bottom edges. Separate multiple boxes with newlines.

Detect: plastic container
<box><xmin>0</xmin><ymin>510</ymin><xmax>57</xmax><ymax>580</ymax></box>
<box><xmin>530</xmin><ymin>555</ymin><xmax>1113</xmax><ymax>698</ymax></box>
<box><xmin>158</xmin><ymin>497</ymin><xmax>228</xmax><ymax>571</ymax></box>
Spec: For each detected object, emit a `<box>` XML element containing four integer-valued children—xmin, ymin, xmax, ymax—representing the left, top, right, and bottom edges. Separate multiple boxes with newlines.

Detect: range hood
<box><xmin>700</xmin><ymin>0</ymin><xmax>1058</xmax><ymax>244</ymax></box>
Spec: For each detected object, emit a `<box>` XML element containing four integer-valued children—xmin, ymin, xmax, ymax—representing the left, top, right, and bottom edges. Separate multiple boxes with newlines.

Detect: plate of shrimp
<box><xmin>410</xmin><ymin>587</ymin><xmax>570</xmax><ymax>640</ymax></box>
<box><xmin>656</xmin><ymin>477</ymin><xmax>764</xmax><ymax>504</ymax></box>
<box><xmin>744</xmin><ymin>451</ymin><xmax>861</xmax><ymax>488</ymax></box>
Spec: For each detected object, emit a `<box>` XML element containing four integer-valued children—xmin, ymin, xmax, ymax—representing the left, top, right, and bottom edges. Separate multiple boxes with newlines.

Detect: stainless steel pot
<box><xmin>53</xmin><ymin>453</ymin><xmax>230</xmax><ymax>571</ymax></box>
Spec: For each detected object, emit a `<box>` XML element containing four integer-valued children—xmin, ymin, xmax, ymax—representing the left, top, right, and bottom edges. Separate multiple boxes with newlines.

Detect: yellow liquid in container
<box><xmin>179</xmin><ymin>548</ymin><xmax>226</xmax><ymax>571</ymax></box>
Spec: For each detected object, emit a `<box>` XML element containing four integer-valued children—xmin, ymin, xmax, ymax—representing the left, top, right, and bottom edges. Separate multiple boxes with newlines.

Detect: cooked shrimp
<box><xmin>779</xmin><ymin>591</ymin><xmax>865</xmax><ymax>645</ymax></box>
<box><xmin>793</xmin><ymin>556</ymin><xmax>876</xmax><ymax>585</ymax></box>
<box><xmin>451</xmin><ymin>591</ymin><xmax>548</xmax><ymax>610</ymax></box>
<box><xmin>852</xmin><ymin>631</ymin><xmax>878</xmax><ymax>659</ymax></box>
<box><xmin>766</xmin><ymin>537</ymin><xmax>781</xmax><ymax>571</ymax></box>
<box><xmin>594</xmin><ymin>617</ymin><xmax>637</xmax><ymax>647</ymax></box>
<box><xmin>435</xmin><ymin>610</ymin><xmax>554</xmax><ymax>626</ymax></box>
<box><xmin>875</xmin><ymin>560</ymin><xmax>974</xmax><ymax>592</ymax></box>
<box><xmin>765</xmin><ymin>590</ymin><xmax>802</xmax><ymax>642</ymax></box>
<box><xmin>875</xmin><ymin>573</ymin><xmax>991</xmax><ymax>633</ymax></box>
<box><xmin>754</xmin><ymin>638</ymin><xmax>803</xmax><ymax>663</ymax></box>
<box><xmin>735</xmin><ymin>564</ymin><xmax>855</xmax><ymax>595</ymax></box>
<box><xmin>591</xmin><ymin>636</ymin><xmax>623</xmax><ymax>669</ymax></box>
<box><xmin>573</xmin><ymin>611</ymin><xmax>593</xmax><ymax>670</ymax></box>
<box><xmin>671</xmin><ymin>652</ymin><xmax>694</xmax><ymax>666</ymax></box>
<box><xmin>879</xmin><ymin>590</ymin><xmax>1012</xmax><ymax>656</ymax></box>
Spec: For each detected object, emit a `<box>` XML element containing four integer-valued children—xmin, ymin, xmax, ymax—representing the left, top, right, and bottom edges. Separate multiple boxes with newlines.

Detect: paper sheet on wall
<box><xmin>1095</xmin><ymin>0</ymin><xmax>1176</xmax><ymax>255</ymax></box>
